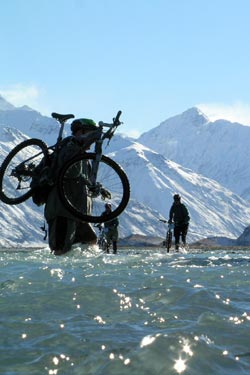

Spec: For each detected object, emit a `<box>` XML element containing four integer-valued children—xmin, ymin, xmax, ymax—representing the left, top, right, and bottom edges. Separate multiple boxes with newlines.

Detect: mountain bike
<box><xmin>95</xmin><ymin>224</ymin><xmax>110</xmax><ymax>252</ymax></box>
<box><xmin>0</xmin><ymin>111</ymin><xmax>130</xmax><ymax>223</ymax></box>
<box><xmin>159</xmin><ymin>219</ymin><xmax>174</xmax><ymax>252</ymax></box>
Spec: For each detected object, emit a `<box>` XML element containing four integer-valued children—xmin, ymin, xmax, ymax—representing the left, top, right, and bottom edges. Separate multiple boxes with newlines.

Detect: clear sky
<box><xmin>1</xmin><ymin>0</ymin><xmax>250</xmax><ymax>137</ymax></box>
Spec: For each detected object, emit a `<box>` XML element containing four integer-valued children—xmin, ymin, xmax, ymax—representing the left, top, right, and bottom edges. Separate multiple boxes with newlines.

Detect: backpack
<box><xmin>30</xmin><ymin>153</ymin><xmax>55</xmax><ymax>206</ymax></box>
<box><xmin>30</xmin><ymin>136</ymin><xmax>83</xmax><ymax>206</ymax></box>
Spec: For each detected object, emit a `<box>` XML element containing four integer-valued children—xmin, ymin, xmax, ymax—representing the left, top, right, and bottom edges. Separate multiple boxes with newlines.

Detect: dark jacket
<box><xmin>101</xmin><ymin>213</ymin><xmax>119</xmax><ymax>242</ymax></box>
<box><xmin>44</xmin><ymin>136</ymin><xmax>96</xmax><ymax>250</ymax></box>
<box><xmin>101</xmin><ymin>210</ymin><xmax>119</xmax><ymax>229</ymax></box>
<box><xmin>104</xmin><ymin>216</ymin><xmax>119</xmax><ymax>230</ymax></box>
<box><xmin>45</xmin><ymin>136</ymin><xmax>91</xmax><ymax>222</ymax></box>
<box><xmin>169</xmin><ymin>202</ymin><xmax>190</xmax><ymax>226</ymax></box>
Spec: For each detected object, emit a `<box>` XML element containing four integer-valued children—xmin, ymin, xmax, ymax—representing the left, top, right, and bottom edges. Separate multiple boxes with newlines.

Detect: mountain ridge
<box><xmin>1</xmin><ymin>96</ymin><xmax>250</xmax><ymax>246</ymax></box>
<box><xmin>138</xmin><ymin>107</ymin><xmax>250</xmax><ymax>199</ymax></box>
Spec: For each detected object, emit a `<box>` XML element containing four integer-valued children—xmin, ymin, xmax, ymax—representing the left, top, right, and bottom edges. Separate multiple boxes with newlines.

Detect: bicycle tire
<box><xmin>166</xmin><ymin>230</ymin><xmax>172</xmax><ymax>253</ymax></box>
<box><xmin>101</xmin><ymin>238</ymin><xmax>109</xmax><ymax>253</ymax></box>
<box><xmin>57</xmin><ymin>153</ymin><xmax>130</xmax><ymax>223</ymax></box>
<box><xmin>0</xmin><ymin>138</ymin><xmax>49</xmax><ymax>205</ymax></box>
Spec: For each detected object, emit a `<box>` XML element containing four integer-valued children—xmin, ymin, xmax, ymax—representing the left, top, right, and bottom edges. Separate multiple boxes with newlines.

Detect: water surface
<box><xmin>0</xmin><ymin>246</ymin><xmax>249</xmax><ymax>374</ymax></box>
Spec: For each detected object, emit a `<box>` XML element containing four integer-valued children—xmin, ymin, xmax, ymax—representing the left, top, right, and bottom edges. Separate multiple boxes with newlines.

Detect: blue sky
<box><xmin>1</xmin><ymin>0</ymin><xmax>250</xmax><ymax>137</ymax></box>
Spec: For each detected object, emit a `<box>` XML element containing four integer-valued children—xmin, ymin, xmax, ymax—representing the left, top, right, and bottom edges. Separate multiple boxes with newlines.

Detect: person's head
<box><xmin>105</xmin><ymin>203</ymin><xmax>112</xmax><ymax>212</ymax></box>
<box><xmin>71</xmin><ymin>118</ymin><xmax>98</xmax><ymax>136</ymax></box>
<box><xmin>173</xmin><ymin>193</ymin><xmax>181</xmax><ymax>203</ymax></box>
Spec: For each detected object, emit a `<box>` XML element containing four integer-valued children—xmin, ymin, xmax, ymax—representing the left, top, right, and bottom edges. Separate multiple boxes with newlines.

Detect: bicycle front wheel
<box><xmin>0</xmin><ymin>138</ymin><xmax>49</xmax><ymax>205</ymax></box>
<box><xmin>101</xmin><ymin>238</ymin><xmax>109</xmax><ymax>253</ymax></box>
<box><xmin>57</xmin><ymin>153</ymin><xmax>130</xmax><ymax>223</ymax></box>
<box><xmin>166</xmin><ymin>230</ymin><xmax>172</xmax><ymax>253</ymax></box>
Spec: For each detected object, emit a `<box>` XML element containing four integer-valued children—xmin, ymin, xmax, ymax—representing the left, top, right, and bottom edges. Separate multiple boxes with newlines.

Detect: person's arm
<box><xmin>75</xmin><ymin>129</ymin><xmax>101</xmax><ymax>150</ymax></box>
<box><xmin>182</xmin><ymin>205</ymin><xmax>190</xmax><ymax>223</ymax></box>
<box><xmin>109</xmin><ymin>217</ymin><xmax>119</xmax><ymax>228</ymax></box>
<box><xmin>169</xmin><ymin>205</ymin><xmax>174</xmax><ymax>222</ymax></box>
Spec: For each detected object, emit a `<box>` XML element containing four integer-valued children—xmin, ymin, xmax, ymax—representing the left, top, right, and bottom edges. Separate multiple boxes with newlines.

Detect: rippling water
<box><xmin>0</xmin><ymin>245</ymin><xmax>249</xmax><ymax>375</ymax></box>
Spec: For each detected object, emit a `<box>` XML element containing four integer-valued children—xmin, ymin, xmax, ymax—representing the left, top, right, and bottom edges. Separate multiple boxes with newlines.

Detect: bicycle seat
<box><xmin>51</xmin><ymin>112</ymin><xmax>75</xmax><ymax>122</ymax></box>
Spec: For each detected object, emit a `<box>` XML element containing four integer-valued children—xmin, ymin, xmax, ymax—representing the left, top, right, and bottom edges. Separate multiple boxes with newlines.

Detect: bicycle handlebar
<box><xmin>98</xmin><ymin>121</ymin><xmax>112</xmax><ymax>128</ymax></box>
<box><xmin>113</xmin><ymin>110</ymin><xmax>122</xmax><ymax>125</ymax></box>
<box><xmin>98</xmin><ymin>110</ymin><xmax>123</xmax><ymax>128</ymax></box>
<box><xmin>52</xmin><ymin>110</ymin><xmax>122</xmax><ymax>146</ymax></box>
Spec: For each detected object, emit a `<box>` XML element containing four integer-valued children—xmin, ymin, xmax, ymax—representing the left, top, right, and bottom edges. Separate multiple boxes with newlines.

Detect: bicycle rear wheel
<box><xmin>57</xmin><ymin>153</ymin><xmax>130</xmax><ymax>223</ymax></box>
<box><xmin>0</xmin><ymin>139</ymin><xmax>48</xmax><ymax>205</ymax></box>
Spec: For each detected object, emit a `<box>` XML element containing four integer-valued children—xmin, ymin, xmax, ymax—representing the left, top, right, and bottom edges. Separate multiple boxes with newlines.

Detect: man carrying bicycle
<box><xmin>168</xmin><ymin>194</ymin><xmax>190</xmax><ymax>251</ymax></box>
<box><xmin>44</xmin><ymin>118</ymin><xmax>98</xmax><ymax>255</ymax></box>
<box><xmin>0</xmin><ymin>110</ymin><xmax>129</xmax><ymax>254</ymax></box>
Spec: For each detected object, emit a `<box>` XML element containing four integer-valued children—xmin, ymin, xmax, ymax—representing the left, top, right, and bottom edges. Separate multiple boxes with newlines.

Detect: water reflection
<box><xmin>174</xmin><ymin>357</ymin><xmax>187</xmax><ymax>373</ymax></box>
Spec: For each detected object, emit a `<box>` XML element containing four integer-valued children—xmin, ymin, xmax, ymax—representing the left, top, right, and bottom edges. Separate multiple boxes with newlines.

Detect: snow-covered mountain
<box><xmin>139</xmin><ymin>107</ymin><xmax>250</xmax><ymax>199</ymax></box>
<box><xmin>107</xmin><ymin>142</ymin><xmax>250</xmax><ymax>239</ymax></box>
<box><xmin>1</xmin><ymin>96</ymin><xmax>250</xmax><ymax>247</ymax></box>
<box><xmin>0</xmin><ymin>95</ymin><xmax>62</xmax><ymax>145</ymax></box>
<box><xmin>0</xmin><ymin>100</ymin><xmax>168</xmax><ymax>246</ymax></box>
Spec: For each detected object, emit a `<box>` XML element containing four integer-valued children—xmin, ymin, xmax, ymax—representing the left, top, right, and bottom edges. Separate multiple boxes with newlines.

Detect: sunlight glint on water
<box><xmin>0</xmin><ymin>246</ymin><xmax>250</xmax><ymax>375</ymax></box>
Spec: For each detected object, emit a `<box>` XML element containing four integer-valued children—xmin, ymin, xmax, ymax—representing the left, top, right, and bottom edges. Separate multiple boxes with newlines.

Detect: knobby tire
<box><xmin>57</xmin><ymin>153</ymin><xmax>130</xmax><ymax>223</ymax></box>
<box><xmin>0</xmin><ymin>138</ymin><xmax>49</xmax><ymax>205</ymax></box>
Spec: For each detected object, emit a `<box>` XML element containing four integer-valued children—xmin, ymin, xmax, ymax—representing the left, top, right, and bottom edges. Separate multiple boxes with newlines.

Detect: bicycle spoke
<box><xmin>58</xmin><ymin>153</ymin><xmax>130</xmax><ymax>223</ymax></box>
<box><xmin>0</xmin><ymin>139</ymin><xmax>48</xmax><ymax>205</ymax></box>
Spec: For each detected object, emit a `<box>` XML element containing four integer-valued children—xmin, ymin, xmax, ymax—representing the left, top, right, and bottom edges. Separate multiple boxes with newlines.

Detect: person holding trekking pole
<box><xmin>168</xmin><ymin>194</ymin><xmax>190</xmax><ymax>251</ymax></box>
<box><xmin>101</xmin><ymin>203</ymin><xmax>119</xmax><ymax>254</ymax></box>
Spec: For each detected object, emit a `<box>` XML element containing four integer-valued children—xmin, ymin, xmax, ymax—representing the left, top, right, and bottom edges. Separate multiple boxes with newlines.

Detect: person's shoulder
<box><xmin>57</xmin><ymin>136</ymin><xmax>74</xmax><ymax>150</ymax></box>
<box><xmin>181</xmin><ymin>203</ymin><xmax>189</xmax><ymax>213</ymax></box>
<box><xmin>61</xmin><ymin>136</ymin><xmax>74</xmax><ymax>145</ymax></box>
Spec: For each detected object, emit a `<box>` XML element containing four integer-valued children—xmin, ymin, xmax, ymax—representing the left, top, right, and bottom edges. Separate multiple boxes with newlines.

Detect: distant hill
<box><xmin>119</xmin><ymin>234</ymin><xmax>163</xmax><ymax>247</ymax></box>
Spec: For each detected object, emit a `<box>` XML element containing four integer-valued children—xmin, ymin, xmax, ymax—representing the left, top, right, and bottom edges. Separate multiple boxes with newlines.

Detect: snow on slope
<box><xmin>108</xmin><ymin>141</ymin><xmax>250</xmax><ymax>239</ymax></box>
<box><xmin>1</xmin><ymin>96</ymin><xmax>250</xmax><ymax>246</ymax></box>
<box><xmin>0</xmin><ymin>123</ymin><xmax>168</xmax><ymax>246</ymax></box>
<box><xmin>0</xmin><ymin>200</ymin><xmax>45</xmax><ymax>248</ymax></box>
<box><xmin>138</xmin><ymin>107</ymin><xmax>250</xmax><ymax>199</ymax></box>
<box><xmin>0</xmin><ymin>95</ymin><xmax>66</xmax><ymax>145</ymax></box>
<box><xmin>2</xmin><ymin>125</ymin><xmax>247</xmax><ymax>245</ymax></box>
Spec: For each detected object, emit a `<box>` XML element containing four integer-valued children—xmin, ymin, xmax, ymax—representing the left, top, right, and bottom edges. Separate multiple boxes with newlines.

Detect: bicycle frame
<box><xmin>0</xmin><ymin>110</ymin><xmax>128</xmax><ymax>214</ymax></box>
<box><xmin>10</xmin><ymin>114</ymin><xmax>75</xmax><ymax>180</ymax></box>
<box><xmin>49</xmin><ymin>112</ymin><xmax>75</xmax><ymax>152</ymax></box>
<box><xmin>12</xmin><ymin>111</ymin><xmax>122</xmax><ymax>188</ymax></box>
<box><xmin>86</xmin><ymin>110</ymin><xmax>122</xmax><ymax>186</ymax></box>
<box><xmin>95</xmin><ymin>224</ymin><xmax>110</xmax><ymax>252</ymax></box>
<box><xmin>159</xmin><ymin>219</ymin><xmax>174</xmax><ymax>252</ymax></box>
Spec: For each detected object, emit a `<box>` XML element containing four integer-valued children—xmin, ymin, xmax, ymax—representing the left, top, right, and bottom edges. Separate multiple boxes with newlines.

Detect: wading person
<box><xmin>168</xmin><ymin>194</ymin><xmax>190</xmax><ymax>251</ymax></box>
<box><xmin>101</xmin><ymin>203</ymin><xmax>119</xmax><ymax>254</ymax></box>
<box><xmin>45</xmin><ymin>118</ymin><xmax>99</xmax><ymax>255</ymax></box>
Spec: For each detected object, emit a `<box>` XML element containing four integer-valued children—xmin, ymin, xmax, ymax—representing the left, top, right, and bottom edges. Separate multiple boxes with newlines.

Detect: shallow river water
<box><xmin>0</xmin><ymin>246</ymin><xmax>249</xmax><ymax>375</ymax></box>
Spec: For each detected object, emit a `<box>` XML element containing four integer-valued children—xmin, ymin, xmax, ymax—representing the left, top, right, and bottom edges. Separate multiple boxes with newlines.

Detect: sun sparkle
<box><xmin>174</xmin><ymin>357</ymin><xmax>187</xmax><ymax>373</ymax></box>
